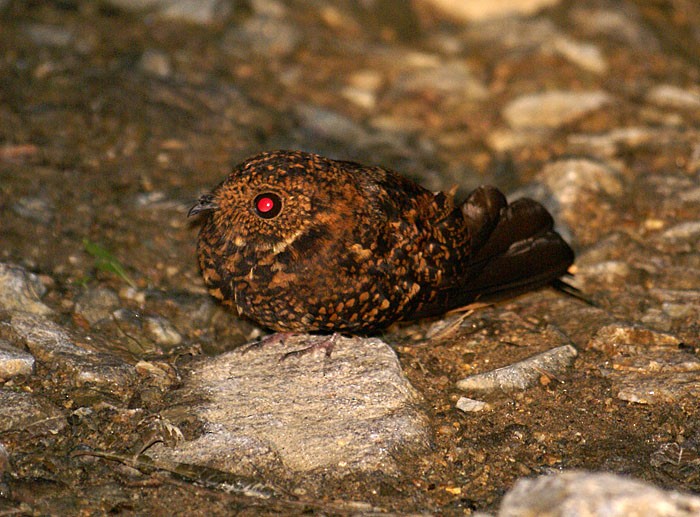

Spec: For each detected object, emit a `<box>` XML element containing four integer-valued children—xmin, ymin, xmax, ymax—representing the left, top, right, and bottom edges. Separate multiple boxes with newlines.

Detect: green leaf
<box><xmin>82</xmin><ymin>238</ymin><xmax>138</xmax><ymax>289</ymax></box>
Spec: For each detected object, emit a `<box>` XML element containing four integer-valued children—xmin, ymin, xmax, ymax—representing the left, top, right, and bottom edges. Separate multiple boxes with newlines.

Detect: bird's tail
<box><xmin>411</xmin><ymin>188</ymin><xmax>575</xmax><ymax>319</ymax></box>
<box><xmin>461</xmin><ymin>195</ymin><xmax>574</xmax><ymax>298</ymax></box>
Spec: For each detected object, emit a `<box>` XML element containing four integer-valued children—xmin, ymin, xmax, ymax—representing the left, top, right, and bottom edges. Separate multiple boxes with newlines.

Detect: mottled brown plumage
<box><xmin>189</xmin><ymin>150</ymin><xmax>574</xmax><ymax>334</ymax></box>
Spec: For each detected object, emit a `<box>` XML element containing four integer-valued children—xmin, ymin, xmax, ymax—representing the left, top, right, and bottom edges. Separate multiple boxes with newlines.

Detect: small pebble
<box><xmin>0</xmin><ymin>442</ymin><xmax>9</xmax><ymax>475</ymax></box>
<box><xmin>551</xmin><ymin>36</ymin><xmax>607</xmax><ymax>74</ymax></box>
<box><xmin>74</xmin><ymin>287</ymin><xmax>120</xmax><ymax>326</ymax></box>
<box><xmin>456</xmin><ymin>397</ymin><xmax>491</xmax><ymax>412</ymax></box>
<box><xmin>12</xmin><ymin>196</ymin><xmax>54</xmax><ymax>224</ymax></box>
<box><xmin>0</xmin><ymin>262</ymin><xmax>52</xmax><ymax>315</ymax></box>
<box><xmin>0</xmin><ymin>340</ymin><xmax>35</xmax><ymax>381</ymax></box>
<box><xmin>119</xmin><ymin>286</ymin><xmax>146</xmax><ymax>305</ymax></box>
<box><xmin>139</xmin><ymin>49</ymin><xmax>172</xmax><ymax>78</ymax></box>
<box><xmin>647</xmin><ymin>84</ymin><xmax>700</xmax><ymax>109</ymax></box>
<box><xmin>25</xmin><ymin>23</ymin><xmax>73</xmax><ymax>47</ymax></box>
<box><xmin>144</xmin><ymin>316</ymin><xmax>183</xmax><ymax>347</ymax></box>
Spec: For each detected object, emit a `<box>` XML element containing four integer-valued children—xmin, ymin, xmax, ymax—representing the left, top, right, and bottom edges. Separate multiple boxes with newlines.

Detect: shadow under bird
<box><xmin>188</xmin><ymin>150</ymin><xmax>575</xmax><ymax>334</ymax></box>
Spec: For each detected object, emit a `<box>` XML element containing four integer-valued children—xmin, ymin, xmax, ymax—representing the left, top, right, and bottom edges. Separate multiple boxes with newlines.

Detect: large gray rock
<box><xmin>152</xmin><ymin>335</ymin><xmax>432</xmax><ymax>477</ymax></box>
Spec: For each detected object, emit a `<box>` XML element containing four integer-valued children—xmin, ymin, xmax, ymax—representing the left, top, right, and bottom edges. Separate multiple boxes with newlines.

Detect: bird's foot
<box><xmin>238</xmin><ymin>332</ymin><xmax>296</xmax><ymax>354</ymax></box>
<box><xmin>281</xmin><ymin>333</ymin><xmax>339</xmax><ymax>361</ymax></box>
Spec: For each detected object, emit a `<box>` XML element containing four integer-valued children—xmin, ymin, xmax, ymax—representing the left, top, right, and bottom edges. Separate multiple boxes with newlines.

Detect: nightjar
<box><xmin>189</xmin><ymin>150</ymin><xmax>574</xmax><ymax>334</ymax></box>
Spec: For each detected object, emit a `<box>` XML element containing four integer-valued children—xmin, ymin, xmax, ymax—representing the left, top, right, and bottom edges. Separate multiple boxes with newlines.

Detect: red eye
<box><xmin>253</xmin><ymin>192</ymin><xmax>282</xmax><ymax>219</ymax></box>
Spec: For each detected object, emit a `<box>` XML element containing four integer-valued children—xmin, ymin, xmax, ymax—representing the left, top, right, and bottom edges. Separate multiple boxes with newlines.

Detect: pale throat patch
<box><xmin>271</xmin><ymin>226</ymin><xmax>306</xmax><ymax>255</ymax></box>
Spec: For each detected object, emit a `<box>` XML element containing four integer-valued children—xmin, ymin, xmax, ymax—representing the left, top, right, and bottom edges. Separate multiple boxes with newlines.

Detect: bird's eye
<box><xmin>253</xmin><ymin>192</ymin><xmax>283</xmax><ymax>219</ymax></box>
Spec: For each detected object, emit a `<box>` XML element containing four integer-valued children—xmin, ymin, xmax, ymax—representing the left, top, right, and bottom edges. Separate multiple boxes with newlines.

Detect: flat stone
<box><xmin>586</xmin><ymin>324</ymin><xmax>699</xmax><ymax>404</ymax></box>
<box><xmin>498</xmin><ymin>470</ymin><xmax>700</xmax><ymax>517</ymax></box>
<box><xmin>568</xmin><ymin>127</ymin><xmax>659</xmax><ymax>158</ymax></box>
<box><xmin>614</xmin><ymin>373</ymin><xmax>700</xmax><ymax>405</ymax></box>
<box><xmin>611</xmin><ymin>352</ymin><xmax>700</xmax><ymax>374</ymax></box>
<box><xmin>586</xmin><ymin>324</ymin><xmax>681</xmax><ymax>356</ymax></box>
<box><xmin>503</xmin><ymin>90</ymin><xmax>611</xmax><ymax>129</ymax></box>
<box><xmin>152</xmin><ymin>335</ymin><xmax>431</xmax><ymax>477</ymax></box>
<box><xmin>294</xmin><ymin>104</ymin><xmax>372</xmax><ymax>146</ymax></box>
<box><xmin>608</xmin><ymin>350</ymin><xmax>700</xmax><ymax>405</ymax></box>
<box><xmin>487</xmin><ymin>128</ymin><xmax>546</xmax><ymax>152</ymax></box>
<box><xmin>650</xmin><ymin>289</ymin><xmax>700</xmax><ymax>323</ymax></box>
<box><xmin>456</xmin><ymin>345</ymin><xmax>578</xmax><ymax>394</ymax></box>
<box><xmin>159</xmin><ymin>0</ymin><xmax>231</xmax><ymax>24</ymax></box>
<box><xmin>0</xmin><ymin>389</ymin><xmax>67</xmax><ymax>436</ymax></box>
<box><xmin>24</xmin><ymin>23</ymin><xmax>73</xmax><ymax>47</ymax></box>
<box><xmin>570</xmin><ymin>7</ymin><xmax>658</xmax><ymax>49</ymax></box>
<box><xmin>573</xmin><ymin>260</ymin><xmax>633</xmax><ymax>286</ymax></box>
<box><xmin>104</xmin><ymin>0</ymin><xmax>232</xmax><ymax>24</ymax></box>
<box><xmin>391</xmin><ymin>58</ymin><xmax>488</xmax><ymax>100</ymax></box>
<box><xmin>647</xmin><ymin>85</ymin><xmax>700</xmax><ymax>109</ymax></box>
<box><xmin>10</xmin><ymin>313</ymin><xmax>137</xmax><ymax>401</ymax></box>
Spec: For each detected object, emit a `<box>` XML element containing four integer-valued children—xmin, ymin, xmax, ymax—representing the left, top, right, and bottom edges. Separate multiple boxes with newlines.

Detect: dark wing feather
<box><xmin>409</xmin><ymin>194</ymin><xmax>574</xmax><ymax>319</ymax></box>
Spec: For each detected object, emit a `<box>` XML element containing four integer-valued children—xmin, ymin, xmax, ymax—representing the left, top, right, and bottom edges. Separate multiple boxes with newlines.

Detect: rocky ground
<box><xmin>1</xmin><ymin>0</ymin><xmax>700</xmax><ymax>515</ymax></box>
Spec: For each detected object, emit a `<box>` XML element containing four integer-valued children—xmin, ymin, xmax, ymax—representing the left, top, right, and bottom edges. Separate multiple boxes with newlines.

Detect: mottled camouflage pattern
<box><xmin>190</xmin><ymin>150</ymin><xmax>574</xmax><ymax>333</ymax></box>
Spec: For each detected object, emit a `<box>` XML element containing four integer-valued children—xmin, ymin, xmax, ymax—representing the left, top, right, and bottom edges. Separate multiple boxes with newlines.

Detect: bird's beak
<box><xmin>188</xmin><ymin>194</ymin><xmax>219</xmax><ymax>217</ymax></box>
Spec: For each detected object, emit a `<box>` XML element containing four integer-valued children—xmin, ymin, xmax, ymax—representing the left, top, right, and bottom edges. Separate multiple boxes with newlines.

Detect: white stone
<box><xmin>421</xmin><ymin>0</ymin><xmax>561</xmax><ymax>22</ymax></box>
<box><xmin>498</xmin><ymin>471</ymin><xmax>700</xmax><ymax>516</ymax></box>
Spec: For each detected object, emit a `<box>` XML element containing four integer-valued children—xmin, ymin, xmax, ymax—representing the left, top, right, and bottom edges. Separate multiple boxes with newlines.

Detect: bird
<box><xmin>188</xmin><ymin>150</ymin><xmax>575</xmax><ymax>335</ymax></box>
